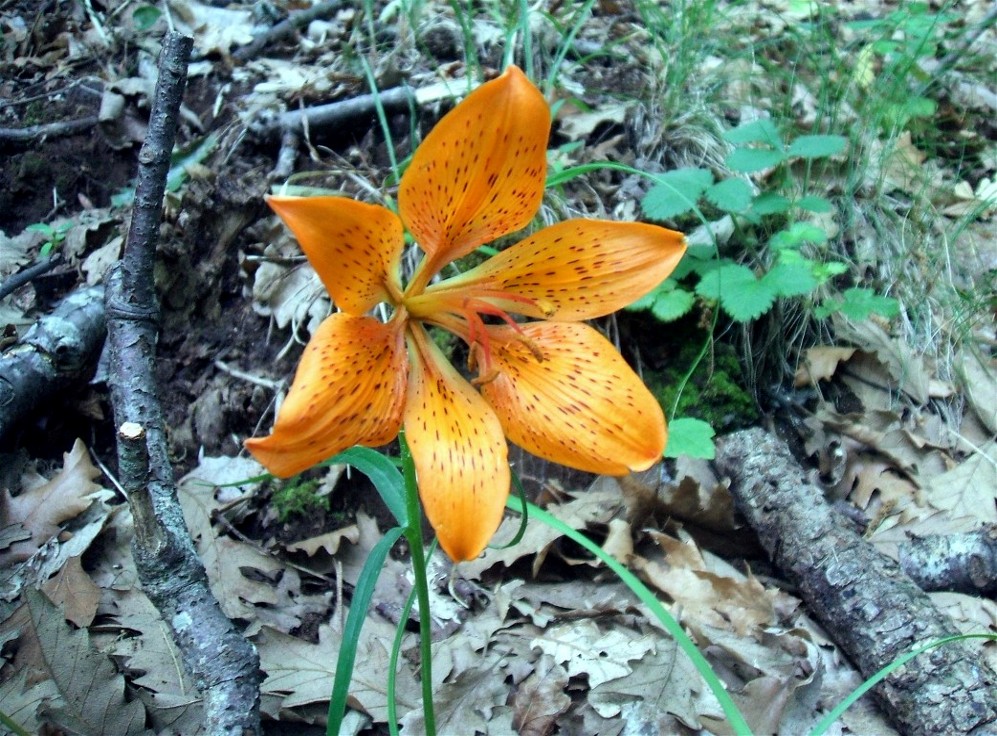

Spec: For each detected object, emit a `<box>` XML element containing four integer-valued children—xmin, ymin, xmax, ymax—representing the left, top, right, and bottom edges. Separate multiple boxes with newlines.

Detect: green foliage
<box><xmin>271</xmin><ymin>479</ymin><xmax>329</xmax><ymax>523</ymax></box>
<box><xmin>814</xmin><ymin>287</ymin><xmax>901</xmax><ymax>321</ymax></box>
<box><xmin>842</xmin><ymin>3</ymin><xmax>951</xmax><ymax>133</ymax></box>
<box><xmin>635</xmin><ymin>118</ymin><xmax>894</xmax><ymax>327</ymax></box>
<box><xmin>131</xmin><ymin>5</ymin><xmax>161</xmax><ymax>31</ymax></box>
<box><xmin>26</xmin><ymin>221</ymin><xmax>72</xmax><ymax>259</ymax></box>
<box><xmin>664</xmin><ymin>417</ymin><xmax>716</xmax><ymax>459</ymax></box>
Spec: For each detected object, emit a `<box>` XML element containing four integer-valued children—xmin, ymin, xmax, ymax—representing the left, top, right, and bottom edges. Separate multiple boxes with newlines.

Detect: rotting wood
<box><xmin>104</xmin><ymin>31</ymin><xmax>262</xmax><ymax>734</ymax></box>
<box><xmin>715</xmin><ymin>428</ymin><xmax>997</xmax><ymax>736</ymax></box>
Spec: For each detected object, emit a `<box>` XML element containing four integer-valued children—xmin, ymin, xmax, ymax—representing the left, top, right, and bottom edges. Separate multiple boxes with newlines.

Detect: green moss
<box><xmin>272</xmin><ymin>478</ymin><xmax>330</xmax><ymax>523</ymax></box>
<box><xmin>643</xmin><ymin>335</ymin><xmax>758</xmax><ymax>432</ymax></box>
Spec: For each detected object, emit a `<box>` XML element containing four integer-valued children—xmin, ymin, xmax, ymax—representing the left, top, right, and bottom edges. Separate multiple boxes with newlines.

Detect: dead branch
<box><xmin>233</xmin><ymin>0</ymin><xmax>348</xmax><ymax>62</ymax></box>
<box><xmin>898</xmin><ymin>527</ymin><xmax>997</xmax><ymax>597</ymax></box>
<box><xmin>0</xmin><ymin>285</ymin><xmax>104</xmax><ymax>446</ymax></box>
<box><xmin>0</xmin><ymin>255</ymin><xmax>63</xmax><ymax>301</ymax></box>
<box><xmin>0</xmin><ymin>115</ymin><xmax>99</xmax><ymax>147</ymax></box>
<box><xmin>715</xmin><ymin>428</ymin><xmax>997</xmax><ymax>736</ymax></box>
<box><xmin>103</xmin><ymin>31</ymin><xmax>261</xmax><ymax>734</ymax></box>
<box><xmin>251</xmin><ymin>85</ymin><xmax>417</xmax><ymax>141</ymax></box>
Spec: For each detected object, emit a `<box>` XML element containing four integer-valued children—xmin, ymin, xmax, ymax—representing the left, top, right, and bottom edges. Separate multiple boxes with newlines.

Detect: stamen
<box><xmin>458</xmin><ymin>297</ymin><xmax>545</xmax><ymax>385</ymax></box>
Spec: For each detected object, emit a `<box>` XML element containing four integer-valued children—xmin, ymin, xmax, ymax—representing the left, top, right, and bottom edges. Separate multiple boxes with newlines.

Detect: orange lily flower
<box><xmin>246</xmin><ymin>66</ymin><xmax>686</xmax><ymax>561</ymax></box>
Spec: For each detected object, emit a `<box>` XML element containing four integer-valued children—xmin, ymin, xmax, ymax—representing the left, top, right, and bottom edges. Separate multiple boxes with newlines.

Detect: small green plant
<box><xmin>26</xmin><ymin>221</ymin><xmax>72</xmax><ymax>259</ymax></box>
<box><xmin>635</xmin><ymin>118</ymin><xmax>899</xmax><ymax>324</ymax></box>
<box><xmin>271</xmin><ymin>478</ymin><xmax>329</xmax><ymax>523</ymax></box>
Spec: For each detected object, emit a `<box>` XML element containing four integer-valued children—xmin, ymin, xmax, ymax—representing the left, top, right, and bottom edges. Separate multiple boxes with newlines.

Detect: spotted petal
<box><xmin>267</xmin><ymin>196</ymin><xmax>404</xmax><ymax>315</ymax></box>
<box><xmin>246</xmin><ymin>313</ymin><xmax>407</xmax><ymax>477</ymax></box>
<box><xmin>404</xmin><ymin>325</ymin><xmax>509</xmax><ymax>561</ymax></box>
<box><xmin>399</xmin><ymin>66</ymin><xmax>549</xmax><ymax>281</ymax></box>
<box><xmin>480</xmin><ymin>322</ymin><xmax>666</xmax><ymax>474</ymax></box>
<box><xmin>419</xmin><ymin>219</ymin><xmax>686</xmax><ymax>321</ymax></box>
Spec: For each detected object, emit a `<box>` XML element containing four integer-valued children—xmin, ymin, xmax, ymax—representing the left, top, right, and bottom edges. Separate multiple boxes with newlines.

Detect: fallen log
<box><xmin>715</xmin><ymin>428</ymin><xmax>997</xmax><ymax>736</ymax></box>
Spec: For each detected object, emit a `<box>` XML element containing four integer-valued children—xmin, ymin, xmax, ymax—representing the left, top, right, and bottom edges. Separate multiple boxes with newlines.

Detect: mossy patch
<box><xmin>272</xmin><ymin>478</ymin><xmax>330</xmax><ymax>523</ymax></box>
<box><xmin>620</xmin><ymin>311</ymin><xmax>758</xmax><ymax>432</ymax></box>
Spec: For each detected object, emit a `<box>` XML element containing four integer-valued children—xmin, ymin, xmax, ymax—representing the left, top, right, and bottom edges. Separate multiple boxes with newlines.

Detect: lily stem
<box><xmin>400</xmin><ymin>433</ymin><xmax>437</xmax><ymax>736</ymax></box>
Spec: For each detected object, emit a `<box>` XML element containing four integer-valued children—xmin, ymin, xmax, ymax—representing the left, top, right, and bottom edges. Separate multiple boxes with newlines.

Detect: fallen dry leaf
<box><xmin>795</xmin><ymin>346</ymin><xmax>857</xmax><ymax>385</ymax></box>
<box><xmin>0</xmin><ymin>439</ymin><xmax>101</xmax><ymax>565</ymax></box>
<box><xmin>41</xmin><ymin>555</ymin><xmax>101</xmax><ymax>627</ymax></box>
<box><xmin>530</xmin><ymin>619</ymin><xmax>655</xmax><ymax>689</ymax></box>
<box><xmin>512</xmin><ymin>654</ymin><xmax>570</xmax><ymax>736</ymax></box>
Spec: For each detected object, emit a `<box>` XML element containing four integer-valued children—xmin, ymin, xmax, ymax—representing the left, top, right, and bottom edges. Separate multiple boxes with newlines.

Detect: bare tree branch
<box><xmin>715</xmin><ymin>428</ymin><xmax>997</xmax><ymax>736</ymax></box>
<box><xmin>233</xmin><ymin>0</ymin><xmax>348</xmax><ymax>62</ymax></box>
<box><xmin>0</xmin><ymin>285</ymin><xmax>103</xmax><ymax>446</ymax></box>
<box><xmin>103</xmin><ymin>31</ymin><xmax>261</xmax><ymax>734</ymax></box>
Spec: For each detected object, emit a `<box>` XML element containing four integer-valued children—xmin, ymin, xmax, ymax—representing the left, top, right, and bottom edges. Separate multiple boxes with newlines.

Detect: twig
<box><xmin>233</xmin><ymin>0</ymin><xmax>348</xmax><ymax>62</ymax></box>
<box><xmin>0</xmin><ymin>285</ymin><xmax>104</xmax><ymax>445</ymax></box>
<box><xmin>0</xmin><ymin>116</ymin><xmax>100</xmax><ymax>147</ymax></box>
<box><xmin>0</xmin><ymin>255</ymin><xmax>63</xmax><ymax>301</ymax></box>
<box><xmin>715</xmin><ymin>428</ymin><xmax>997</xmax><ymax>736</ymax></box>
<box><xmin>103</xmin><ymin>31</ymin><xmax>261</xmax><ymax>734</ymax></box>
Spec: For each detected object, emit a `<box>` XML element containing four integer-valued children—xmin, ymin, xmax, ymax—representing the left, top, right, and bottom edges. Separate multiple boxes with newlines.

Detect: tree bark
<box><xmin>0</xmin><ymin>285</ymin><xmax>104</xmax><ymax>446</ymax></box>
<box><xmin>715</xmin><ymin>428</ymin><xmax>997</xmax><ymax>736</ymax></box>
<box><xmin>104</xmin><ymin>31</ymin><xmax>261</xmax><ymax>735</ymax></box>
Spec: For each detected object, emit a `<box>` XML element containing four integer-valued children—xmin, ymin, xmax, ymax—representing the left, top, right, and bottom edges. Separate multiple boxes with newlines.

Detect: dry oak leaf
<box><xmin>530</xmin><ymin>619</ymin><xmax>655</xmax><ymax>689</ymax></box>
<box><xmin>634</xmin><ymin>531</ymin><xmax>792</xmax><ymax>636</ymax></box>
<box><xmin>0</xmin><ymin>439</ymin><xmax>101</xmax><ymax>565</ymax></box>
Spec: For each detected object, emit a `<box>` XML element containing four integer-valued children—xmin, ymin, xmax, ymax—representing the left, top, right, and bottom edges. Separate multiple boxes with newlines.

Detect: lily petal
<box><xmin>267</xmin><ymin>196</ymin><xmax>404</xmax><ymax>314</ymax></box>
<box><xmin>420</xmin><ymin>219</ymin><xmax>686</xmax><ymax>321</ymax></box>
<box><xmin>480</xmin><ymin>322</ymin><xmax>666</xmax><ymax>474</ymax></box>
<box><xmin>399</xmin><ymin>66</ymin><xmax>549</xmax><ymax>280</ymax></box>
<box><xmin>405</xmin><ymin>325</ymin><xmax>509</xmax><ymax>561</ymax></box>
<box><xmin>246</xmin><ymin>313</ymin><xmax>407</xmax><ymax>477</ymax></box>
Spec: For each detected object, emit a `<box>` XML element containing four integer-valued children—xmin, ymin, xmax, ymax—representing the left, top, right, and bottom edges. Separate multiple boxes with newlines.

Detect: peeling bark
<box><xmin>715</xmin><ymin>428</ymin><xmax>997</xmax><ymax>736</ymax></box>
<box><xmin>104</xmin><ymin>31</ymin><xmax>261</xmax><ymax>735</ymax></box>
<box><xmin>0</xmin><ymin>285</ymin><xmax>104</xmax><ymax>445</ymax></box>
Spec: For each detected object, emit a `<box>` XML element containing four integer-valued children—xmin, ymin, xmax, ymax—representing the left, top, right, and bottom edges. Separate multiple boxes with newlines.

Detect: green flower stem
<box><xmin>400</xmin><ymin>434</ymin><xmax>436</xmax><ymax>736</ymax></box>
<box><xmin>508</xmin><ymin>496</ymin><xmax>752</xmax><ymax>736</ymax></box>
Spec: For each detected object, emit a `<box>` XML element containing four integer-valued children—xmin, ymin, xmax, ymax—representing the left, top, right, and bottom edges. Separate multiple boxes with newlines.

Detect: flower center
<box><xmin>460</xmin><ymin>298</ymin><xmax>544</xmax><ymax>385</ymax></box>
<box><xmin>404</xmin><ymin>290</ymin><xmax>545</xmax><ymax>385</ymax></box>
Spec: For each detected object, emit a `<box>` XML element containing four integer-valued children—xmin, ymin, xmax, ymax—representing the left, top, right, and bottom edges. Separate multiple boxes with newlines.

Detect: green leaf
<box><xmin>641</xmin><ymin>168</ymin><xmax>714</xmax><ymax>220</ymax></box>
<box><xmin>836</xmin><ymin>287</ymin><xmax>901</xmax><ymax>320</ymax></box>
<box><xmin>132</xmin><ymin>5</ymin><xmax>162</xmax><ymax>31</ymax></box>
<box><xmin>704</xmin><ymin>178</ymin><xmax>753</xmax><ymax>213</ymax></box>
<box><xmin>750</xmin><ymin>192</ymin><xmax>792</xmax><ymax>216</ymax></box>
<box><xmin>904</xmin><ymin>96</ymin><xmax>936</xmax><ymax>119</ymax></box>
<box><xmin>329</xmin><ymin>447</ymin><xmax>407</xmax><ymax>527</ymax></box>
<box><xmin>726</xmin><ymin>148</ymin><xmax>786</xmax><ymax>173</ymax></box>
<box><xmin>723</xmin><ymin>118</ymin><xmax>782</xmax><ymax>147</ymax></box>
<box><xmin>26</xmin><ymin>222</ymin><xmax>55</xmax><ymax>237</ymax></box>
<box><xmin>664</xmin><ymin>418</ymin><xmax>716</xmax><ymax>459</ymax></box>
<box><xmin>695</xmin><ymin>263</ymin><xmax>778</xmax><ymax>322</ymax></box>
<box><xmin>765</xmin><ymin>261</ymin><xmax>818</xmax><ymax>297</ymax></box>
<box><xmin>787</xmin><ymin>135</ymin><xmax>847</xmax><ymax>159</ymax></box>
<box><xmin>769</xmin><ymin>222</ymin><xmax>828</xmax><ymax>249</ymax></box>
<box><xmin>327</xmin><ymin>526</ymin><xmax>405</xmax><ymax>736</ymax></box>
<box><xmin>796</xmin><ymin>195</ymin><xmax>833</xmax><ymax>213</ymax></box>
<box><xmin>651</xmin><ymin>286</ymin><xmax>696</xmax><ymax>322</ymax></box>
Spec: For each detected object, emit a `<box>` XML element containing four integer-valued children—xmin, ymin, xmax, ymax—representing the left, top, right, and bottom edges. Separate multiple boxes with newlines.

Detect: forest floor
<box><xmin>1</xmin><ymin>1</ymin><xmax>995</xmax><ymax>734</ymax></box>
